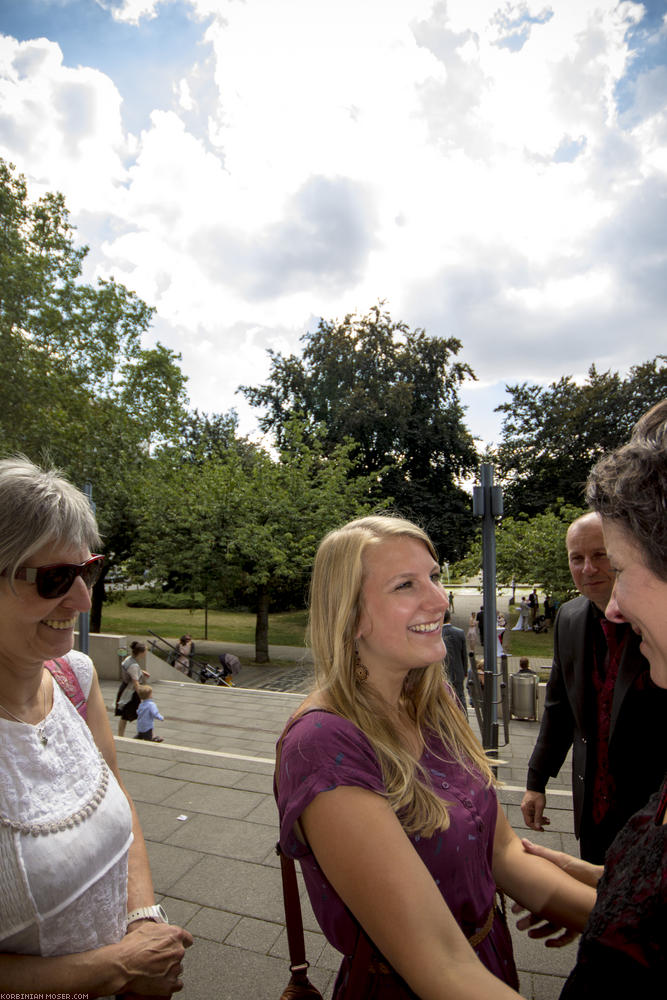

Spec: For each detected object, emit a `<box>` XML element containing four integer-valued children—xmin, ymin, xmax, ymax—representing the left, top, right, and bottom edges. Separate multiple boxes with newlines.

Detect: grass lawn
<box><xmin>100</xmin><ymin>599</ymin><xmax>554</xmax><ymax>665</ymax></box>
<box><xmin>502</xmin><ymin>628</ymin><xmax>554</xmax><ymax>659</ymax></box>
<box><xmin>101</xmin><ymin>602</ymin><xmax>309</xmax><ymax>647</ymax></box>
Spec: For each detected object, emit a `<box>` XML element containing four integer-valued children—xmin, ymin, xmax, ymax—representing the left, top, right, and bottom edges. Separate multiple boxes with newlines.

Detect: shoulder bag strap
<box><xmin>275</xmin><ymin>715</ymin><xmax>311</xmax><ymax>976</ymax></box>
<box><xmin>44</xmin><ymin>656</ymin><xmax>87</xmax><ymax>721</ymax></box>
<box><xmin>275</xmin><ymin>711</ymin><xmax>377</xmax><ymax>999</ymax></box>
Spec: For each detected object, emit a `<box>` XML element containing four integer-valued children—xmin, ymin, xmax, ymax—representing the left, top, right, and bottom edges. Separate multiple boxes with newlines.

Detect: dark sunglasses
<box><xmin>1</xmin><ymin>554</ymin><xmax>105</xmax><ymax>599</ymax></box>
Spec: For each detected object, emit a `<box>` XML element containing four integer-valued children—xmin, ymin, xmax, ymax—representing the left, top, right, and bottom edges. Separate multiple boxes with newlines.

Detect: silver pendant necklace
<box><xmin>0</xmin><ymin>679</ymin><xmax>49</xmax><ymax>745</ymax></box>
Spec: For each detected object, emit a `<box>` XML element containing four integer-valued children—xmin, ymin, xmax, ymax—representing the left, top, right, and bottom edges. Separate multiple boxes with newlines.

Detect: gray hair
<box><xmin>0</xmin><ymin>456</ymin><xmax>101</xmax><ymax>582</ymax></box>
<box><xmin>586</xmin><ymin>401</ymin><xmax>667</xmax><ymax>581</ymax></box>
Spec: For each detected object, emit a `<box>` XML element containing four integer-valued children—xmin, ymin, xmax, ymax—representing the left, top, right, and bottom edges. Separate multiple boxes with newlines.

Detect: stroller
<box><xmin>198</xmin><ymin>661</ymin><xmax>229</xmax><ymax>685</ymax></box>
<box><xmin>147</xmin><ymin>631</ymin><xmax>241</xmax><ymax>685</ymax></box>
<box><xmin>199</xmin><ymin>653</ymin><xmax>242</xmax><ymax>686</ymax></box>
<box><xmin>532</xmin><ymin>614</ymin><xmax>550</xmax><ymax>634</ymax></box>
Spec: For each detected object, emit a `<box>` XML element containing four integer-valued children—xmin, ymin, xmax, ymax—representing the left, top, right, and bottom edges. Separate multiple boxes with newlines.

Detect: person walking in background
<box><xmin>476</xmin><ymin>604</ymin><xmax>485</xmax><ymax>645</ymax></box>
<box><xmin>521</xmin><ymin>511</ymin><xmax>667</xmax><ymax>862</ymax></box>
<box><xmin>219</xmin><ymin>651</ymin><xmax>242</xmax><ymax>685</ymax></box>
<box><xmin>512</xmin><ymin>597</ymin><xmax>530</xmax><ymax>632</ymax></box>
<box><xmin>175</xmin><ymin>633</ymin><xmax>194</xmax><ymax>675</ymax></box>
<box><xmin>116</xmin><ymin>640</ymin><xmax>149</xmax><ymax>737</ymax></box>
<box><xmin>448</xmin><ymin>590</ymin><xmax>455</xmax><ymax>611</ymax></box>
<box><xmin>529</xmin><ymin>588</ymin><xmax>539</xmax><ymax>624</ymax></box>
<box><xmin>441</xmin><ymin>608</ymin><xmax>467</xmax><ymax>708</ymax></box>
<box><xmin>135</xmin><ymin>684</ymin><xmax>164</xmax><ymax>742</ymax></box>
<box><xmin>467</xmin><ymin>610</ymin><xmax>479</xmax><ymax>652</ymax></box>
<box><xmin>496</xmin><ymin>612</ymin><xmax>507</xmax><ymax>656</ymax></box>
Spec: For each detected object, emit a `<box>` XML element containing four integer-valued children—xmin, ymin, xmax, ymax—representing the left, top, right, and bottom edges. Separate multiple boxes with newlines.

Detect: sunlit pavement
<box><xmin>104</xmin><ymin>641</ymin><xmax>576</xmax><ymax>1000</ymax></box>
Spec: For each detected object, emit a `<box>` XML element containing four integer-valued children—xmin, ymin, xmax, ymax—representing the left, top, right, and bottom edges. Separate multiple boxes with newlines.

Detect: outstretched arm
<box><xmin>492</xmin><ymin>804</ymin><xmax>596</xmax><ymax>933</ymax></box>
<box><xmin>301</xmin><ymin>785</ymin><xmax>524</xmax><ymax>1000</ymax></box>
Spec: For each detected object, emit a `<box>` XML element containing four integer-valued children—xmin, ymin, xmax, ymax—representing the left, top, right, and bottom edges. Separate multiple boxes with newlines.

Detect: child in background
<box><xmin>135</xmin><ymin>684</ymin><xmax>164</xmax><ymax>742</ymax></box>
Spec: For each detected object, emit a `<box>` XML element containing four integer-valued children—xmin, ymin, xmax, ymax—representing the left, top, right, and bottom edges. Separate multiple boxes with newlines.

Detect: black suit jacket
<box><xmin>441</xmin><ymin>623</ymin><xmax>467</xmax><ymax>705</ymax></box>
<box><xmin>527</xmin><ymin>595</ymin><xmax>667</xmax><ymax>859</ymax></box>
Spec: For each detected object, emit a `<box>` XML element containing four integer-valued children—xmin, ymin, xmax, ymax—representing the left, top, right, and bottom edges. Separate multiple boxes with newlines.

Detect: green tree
<box><xmin>133</xmin><ymin>423</ymin><xmax>377</xmax><ymax>661</ymax></box>
<box><xmin>495</xmin><ymin>359</ymin><xmax>667</xmax><ymax>516</ymax></box>
<box><xmin>453</xmin><ymin>503</ymin><xmax>587</xmax><ymax>602</ymax></box>
<box><xmin>0</xmin><ymin>158</ymin><xmax>188</xmax><ymax>627</ymax></box>
<box><xmin>240</xmin><ymin>303</ymin><xmax>478</xmax><ymax>561</ymax></box>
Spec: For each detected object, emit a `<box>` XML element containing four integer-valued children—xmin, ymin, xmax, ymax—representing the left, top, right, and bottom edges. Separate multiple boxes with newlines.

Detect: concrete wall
<box><xmin>144</xmin><ymin>649</ymin><xmax>199</xmax><ymax>684</ymax></box>
<box><xmin>73</xmin><ymin>632</ymin><xmax>128</xmax><ymax>680</ymax></box>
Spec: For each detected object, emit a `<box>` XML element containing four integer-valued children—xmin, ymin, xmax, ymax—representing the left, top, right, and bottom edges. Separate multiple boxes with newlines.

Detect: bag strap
<box><xmin>275</xmin><ymin>711</ymin><xmax>376</xmax><ymax>999</ymax></box>
<box><xmin>44</xmin><ymin>656</ymin><xmax>87</xmax><ymax>721</ymax></box>
<box><xmin>275</xmin><ymin>714</ymin><xmax>311</xmax><ymax>977</ymax></box>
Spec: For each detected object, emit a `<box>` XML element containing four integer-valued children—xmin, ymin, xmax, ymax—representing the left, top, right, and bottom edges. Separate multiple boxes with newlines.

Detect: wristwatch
<box><xmin>126</xmin><ymin>904</ymin><xmax>169</xmax><ymax>925</ymax></box>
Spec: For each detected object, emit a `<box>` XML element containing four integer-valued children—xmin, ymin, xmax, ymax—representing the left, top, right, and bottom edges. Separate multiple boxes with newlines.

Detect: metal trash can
<box><xmin>510</xmin><ymin>671</ymin><xmax>538</xmax><ymax>720</ymax></box>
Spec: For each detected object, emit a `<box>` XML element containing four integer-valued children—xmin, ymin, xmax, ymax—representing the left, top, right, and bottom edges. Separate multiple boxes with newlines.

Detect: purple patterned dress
<box><xmin>276</xmin><ymin>710</ymin><xmax>518</xmax><ymax>990</ymax></box>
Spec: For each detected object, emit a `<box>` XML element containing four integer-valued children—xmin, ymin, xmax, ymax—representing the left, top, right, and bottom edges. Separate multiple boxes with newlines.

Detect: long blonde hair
<box><xmin>309</xmin><ymin>514</ymin><xmax>494</xmax><ymax>837</ymax></box>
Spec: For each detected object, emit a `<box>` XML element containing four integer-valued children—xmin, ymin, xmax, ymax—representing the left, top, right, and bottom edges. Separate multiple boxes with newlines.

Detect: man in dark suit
<box><xmin>441</xmin><ymin>609</ymin><xmax>467</xmax><ymax>709</ymax></box>
<box><xmin>521</xmin><ymin>512</ymin><xmax>667</xmax><ymax>863</ymax></box>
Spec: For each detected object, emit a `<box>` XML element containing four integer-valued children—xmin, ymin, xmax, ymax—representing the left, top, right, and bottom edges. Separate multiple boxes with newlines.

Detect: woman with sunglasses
<box><xmin>0</xmin><ymin>457</ymin><xmax>192</xmax><ymax>996</ymax></box>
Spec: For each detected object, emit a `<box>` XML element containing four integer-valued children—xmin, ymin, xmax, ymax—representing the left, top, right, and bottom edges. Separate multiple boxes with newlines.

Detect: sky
<box><xmin>1</xmin><ymin>0</ymin><xmax>666</xmax><ymax>451</ymax></box>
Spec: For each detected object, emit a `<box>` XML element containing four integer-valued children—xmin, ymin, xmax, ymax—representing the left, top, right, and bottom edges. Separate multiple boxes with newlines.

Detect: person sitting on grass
<box><xmin>135</xmin><ymin>684</ymin><xmax>164</xmax><ymax>743</ymax></box>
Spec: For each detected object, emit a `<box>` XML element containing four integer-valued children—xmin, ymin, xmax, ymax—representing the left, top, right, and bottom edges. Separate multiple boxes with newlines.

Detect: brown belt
<box><xmin>468</xmin><ymin>903</ymin><xmax>495</xmax><ymax>948</ymax></box>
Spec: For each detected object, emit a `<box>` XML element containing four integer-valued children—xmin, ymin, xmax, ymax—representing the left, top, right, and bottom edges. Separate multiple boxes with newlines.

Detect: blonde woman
<box><xmin>275</xmin><ymin>515</ymin><xmax>595</xmax><ymax>1000</ymax></box>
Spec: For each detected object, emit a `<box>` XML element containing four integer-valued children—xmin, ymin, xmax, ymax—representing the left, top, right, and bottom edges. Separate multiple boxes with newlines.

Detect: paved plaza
<box><xmin>104</xmin><ymin>647</ymin><xmax>579</xmax><ymax>1000</ymax></box>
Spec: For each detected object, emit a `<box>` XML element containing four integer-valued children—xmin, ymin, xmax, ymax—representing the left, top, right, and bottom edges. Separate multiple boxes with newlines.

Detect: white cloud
<box><xmin>0</xmin><ymin>35</ymin><xmax>129</xmax><ymax>212</ymax></box>
<box><xmin>0</xmin><ymin>0</ymin><xmax>665</xmax><ymax>446</ymax></box>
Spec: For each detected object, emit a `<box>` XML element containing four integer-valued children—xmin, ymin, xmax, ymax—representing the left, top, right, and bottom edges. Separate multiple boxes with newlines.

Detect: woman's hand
<box><xmin>520</xmin><ymin>839</ymin><xmax>603</xmax><ymax>888</ymax></box>
<box><xmin>116</xmin><ymin>921</ymin><xmax>193</xmax><ymax>993</ymax></box>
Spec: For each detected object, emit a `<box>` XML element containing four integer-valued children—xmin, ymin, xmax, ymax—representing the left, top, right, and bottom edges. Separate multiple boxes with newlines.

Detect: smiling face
<box><xmin>0</xmin><ymin>538</ymin><xmax>93</xmax><ymax>673</ymax></box>
<box><xmin>602</xmin><ymin>519</ymin><xmax>667</xmax><ymax>688</ymax></box>
<box><xmin>355</xmin><ymin>536</ymin><xmax>448</xmax><ymax>696</ymax></box>
<box><xmin>566</xmin><ymin>513</ymin><xmax>615</xmax><ymax>611</ymax></box>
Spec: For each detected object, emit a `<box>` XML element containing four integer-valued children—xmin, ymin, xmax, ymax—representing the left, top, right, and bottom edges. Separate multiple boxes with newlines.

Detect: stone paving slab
<box><xmin>101</xmin><ymin>664</ymin><xmax>579</xmax><ymax>1000</ymax></box>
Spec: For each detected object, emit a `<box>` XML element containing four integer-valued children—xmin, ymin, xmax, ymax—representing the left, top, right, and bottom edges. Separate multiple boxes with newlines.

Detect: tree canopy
<box><xmin>494</xmin><ymin>359</ymin><xmax>667</xmax><ymax>516</ymax></box>
<box><xmin>453</xmin><ymin>503</ymin><xmax>586</xmax><ymax>602</ymax></box>
<box><xmin>240</xmin><ymin>303</ymin><xmax>479</xmax><ymax>561</ymax></box>
<box><xmin>0</xmin><ymin>158</ymin><xmax>188</xmax><ymax>626</ymax></box>
<box><xmin>135</xmin><ymin>422</ymin><xmax>376</xmax><ymax>660</ymax></box>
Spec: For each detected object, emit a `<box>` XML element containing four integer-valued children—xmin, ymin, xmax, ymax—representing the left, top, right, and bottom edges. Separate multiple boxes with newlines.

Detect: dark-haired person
<box><xmin>0</xmin><ymin>457</ymin><xmax>192</xmax><ymax>996</ymax></box>
<box><xmin>116</xmin><ymin>639</ymin><xmax>149</xmax><ymax>737</ymax></box>
<box><xmin>523</xmin><ymin>400</ymin><xmax>667</xmax><ymax>996</ymax></box>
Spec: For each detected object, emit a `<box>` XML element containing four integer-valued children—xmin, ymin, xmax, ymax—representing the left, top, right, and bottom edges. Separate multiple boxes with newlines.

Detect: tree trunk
<box><xmin>254</xmin><ymin>585</ymin><xmax>270</xmax><ymax>663</ymax></box>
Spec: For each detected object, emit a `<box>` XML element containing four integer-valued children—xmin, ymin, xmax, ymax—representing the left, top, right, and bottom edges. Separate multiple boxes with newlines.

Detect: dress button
<box><xmin>441</xmin><ymin>781</ymin><xmax>449</xmax><ymax>789</ymax></box>
<box><xmin>463</xmin><ymin>798</ymin><xmax>473</xmax><ymax>808</ymax></box>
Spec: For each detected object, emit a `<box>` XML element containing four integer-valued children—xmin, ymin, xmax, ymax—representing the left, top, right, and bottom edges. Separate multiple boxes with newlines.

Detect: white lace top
<box><xmin>0</xmin><ymin>651</ymin><xmax>133</xmax><ymax>956</ymax></box>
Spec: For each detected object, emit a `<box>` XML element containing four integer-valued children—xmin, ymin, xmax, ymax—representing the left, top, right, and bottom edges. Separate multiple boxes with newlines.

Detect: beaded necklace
<box><xmin>0</xmin><ymin>752</ymin><xmax>110</xmax><ymax>836</ymax></box>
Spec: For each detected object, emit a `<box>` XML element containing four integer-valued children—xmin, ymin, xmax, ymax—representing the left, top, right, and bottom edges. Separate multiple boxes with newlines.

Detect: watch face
<box><xmin>155</xmin><ymin>903</ymin><xmax>168</xmax><ymax>923</ymax></box>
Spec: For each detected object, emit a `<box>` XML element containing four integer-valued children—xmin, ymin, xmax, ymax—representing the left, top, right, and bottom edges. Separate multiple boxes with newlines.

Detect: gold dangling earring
<box><xmin>354</xmin><ymin>642</ymin><xmax>368</xmax><ymax>683</ymax></box>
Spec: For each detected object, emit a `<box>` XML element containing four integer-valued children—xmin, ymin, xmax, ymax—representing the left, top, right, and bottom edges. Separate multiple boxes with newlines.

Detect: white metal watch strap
<box><xmin>127</xmin><ymin>903</ymin><xmax>168</xmax><ymax>924</ymax></box>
